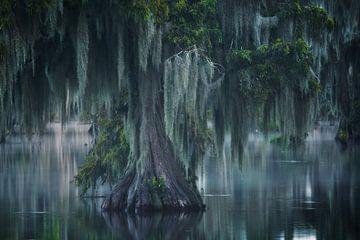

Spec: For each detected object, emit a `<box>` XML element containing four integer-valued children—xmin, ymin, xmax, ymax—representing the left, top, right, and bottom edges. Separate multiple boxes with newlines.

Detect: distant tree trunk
<box><xmin>337</xmin><ymin>41</ymin><xmax>351</xmax><ymax>135</ymax></box>
<box><xmin>0</xmin><ymin>127</ymin><xmax>5</xmax><ymax>144</ymax></box>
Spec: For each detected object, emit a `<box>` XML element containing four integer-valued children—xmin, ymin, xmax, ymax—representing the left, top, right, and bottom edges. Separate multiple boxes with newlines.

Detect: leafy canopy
<box><xmin>117</xmin><ymin>0</ymin><xmax>221</xmax><ymax>49</ymax></box>
<box><xmin>278</xmin><ymin>1</ymin><xmax>334</xmax><ymax>38</ymax></box>
<box><xmin>229</xmin><ymin>38</ymin><xmax>316</xmax><ymax>96</ymax></box>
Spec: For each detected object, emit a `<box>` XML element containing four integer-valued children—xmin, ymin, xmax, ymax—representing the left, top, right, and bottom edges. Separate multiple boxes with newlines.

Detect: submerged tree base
<box><xmin>101</xmin><ymin>168</ymin><xmax>205</xmax><ymax>213</ymax></box>
<box><xmin>101</xmin><ymin>88</ymin><xmax>204</xmax><ymax>213</ymax></box>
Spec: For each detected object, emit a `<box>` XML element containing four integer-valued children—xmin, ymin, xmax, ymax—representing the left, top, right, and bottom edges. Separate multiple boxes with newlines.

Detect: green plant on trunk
<box><xmin>148</xmin><ymin>176</ymin><xmax>166</xmax><ymax>192</ymax></box>
<box><xmin>309</xmin><ymin>79</ymin><xmax>321</xmax><ymax>95</ymax></box>
<box><xmin>336</xmin><ymin>130</ymin><xmax>349</xmax><ymax>144</ymax></box>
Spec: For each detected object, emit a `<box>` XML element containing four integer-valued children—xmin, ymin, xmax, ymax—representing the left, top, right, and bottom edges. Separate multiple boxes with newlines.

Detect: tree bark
<box><xmin>101</xmin><ymin>90</ymin><xmax>204</xmax><ymax>212</ymax></box>
<box><xmin>101</xmin><ymin>31</ymin><xmax>204</xmax><ymax>212</ymax></box>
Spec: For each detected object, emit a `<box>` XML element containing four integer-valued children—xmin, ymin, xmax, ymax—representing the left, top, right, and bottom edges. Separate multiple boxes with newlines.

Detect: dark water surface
<box><xmin>0</xmin><ymin>124</ymin><xmax>359</xmax><ymax>239</ymax></box>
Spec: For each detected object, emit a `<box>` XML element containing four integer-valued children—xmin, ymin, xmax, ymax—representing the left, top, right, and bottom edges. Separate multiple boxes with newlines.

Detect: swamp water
<box><xmin>0</xmin><ymin>123</ymin><xmax>359</xmax><ymax>240</ymax></box>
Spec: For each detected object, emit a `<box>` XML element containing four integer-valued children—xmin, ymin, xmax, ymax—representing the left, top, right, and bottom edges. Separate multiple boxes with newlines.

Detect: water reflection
<box><xmin>0</xmin><ymin>123</ymin><xmax>92</xmax><ymax>239</ymax></box>
<box><xmin>0</xmin><ymin>123</ymin><xmax>359</xmax><ymax>239</ymax></box>
<box><xmin>103</xmin><ymin>212</ymin><xmax>202</xmax><ymax>240</ymax></box>
<box><xmin>197</xmin><ymin>124</ymin><xmax>360</xmax><ymax>239</ymax></box>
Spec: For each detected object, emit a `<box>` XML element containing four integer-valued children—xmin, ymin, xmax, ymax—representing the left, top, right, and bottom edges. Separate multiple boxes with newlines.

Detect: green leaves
<box><xmin>230</xmin><ymin>50</ymin><xmax>252</xmax><ymax>66</ymax></box>
<box><xmin>229</xmin><ymin>38</ymin><xmax>315</xmax><ymax>97</ymax></box>
<box><xmin>75</xmin><ymin>106</ymin><xmax>130</xmax><ymax>196</ymax></box>
<box><xmin>118</xmin><ymin>0</ymin><xmax>170</xmax><ymax>23</ymax></box>
<box><xmin>148</xmin><ymin>176</ymin><xmax>166</xmax><ymax>192</ymax></box>
<box><xmin>167</xmin><ymin>0</ymin><xmax>221</xmax><ymax>50</ymax></box>
<box><xmin>309</xmin><ymin>79</ymin><xmax>321</xmax><ymax>94</ymax></box>
<box><xmin>175</xmin><ymin>0</ymin><xmax>187</xmax><ymax>11</ymax></box>
<box><xmin>278</xmin><ymin>2</ymin><xmax>334</xmax><ymax>38</ymax></box>
<box><xmin>336</xmin><ymin>130</ymin><xmax>349</xmax><ymax>143</ymax></box>
<box><xmin>230</xmin><ymin>39</ymin><xmax>313</xmax><ymax>73</ymax></box>
<box><xmin>303</xmin><ymin>4</ymin><xmax>334</xmax><ymax>31</ymax></box>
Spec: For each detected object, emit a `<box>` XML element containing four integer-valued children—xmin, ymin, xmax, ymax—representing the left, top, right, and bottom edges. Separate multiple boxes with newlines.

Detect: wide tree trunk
<box><xmin>101</xmin><ymin>119</ymin><xmax>204</xmax><ymax>212</ymax></box>
<box><xmin>101</xmin><ymin>30</ymin><xmax>204</xmax><ymax>212</ymax></box>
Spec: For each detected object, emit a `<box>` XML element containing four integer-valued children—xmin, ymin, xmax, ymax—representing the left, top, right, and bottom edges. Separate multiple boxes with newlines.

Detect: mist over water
<box><xmin>0</xmin><ymin>123</ymin><xmax>359</xmax><ymax>239</ymax></box>
<box><xmin>199</xmin><ymin>123</ymin><xmax>360</xmax><ymax>239</ymax></box>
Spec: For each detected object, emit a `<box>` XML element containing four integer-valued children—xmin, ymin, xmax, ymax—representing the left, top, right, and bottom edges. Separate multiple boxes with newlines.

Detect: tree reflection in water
<box><xmin>103</xmin><ymin>212</ymin><xmax>203</xmax><ymax>240</ymax></box>
<box><xmin>0</xmin><ymin>123</ymin><xmax>360</xmax><ymax>239</ymax></box>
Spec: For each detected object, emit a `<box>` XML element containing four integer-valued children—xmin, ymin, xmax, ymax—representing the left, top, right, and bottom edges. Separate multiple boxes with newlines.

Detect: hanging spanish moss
<box><xmin>0</xmin><ymin>0</ymin><xmax>359</xmax><ymax>213</ymax></box>
<box><xmin>164</xmin><ymin>48</ymin><xmax>223</xmax><ymax>172</ymax></box>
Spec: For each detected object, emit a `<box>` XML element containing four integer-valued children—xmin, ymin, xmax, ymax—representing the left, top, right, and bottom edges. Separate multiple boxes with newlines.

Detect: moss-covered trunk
<box><xmin>101</xmin><ymin>25</ymin><xmax>203</xmax><ymax>213</ymax></box>
<box><xmin>101</xmin><ymin>73</ymin><xmax>203</xmax><ymax>213</ymax></box>
<box><xmin>101</xmin><ymin>128</ymin><xmax>204</xmax><ymax>212</ymax></box>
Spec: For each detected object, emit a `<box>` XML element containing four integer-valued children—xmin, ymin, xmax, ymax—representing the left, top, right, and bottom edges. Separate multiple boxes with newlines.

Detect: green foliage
<box><xmin>229</xmin><ymin>38</ymin><xmax>314</xmax><ymax>98</ymax></box>
<box><xmin>75</xmin><ymin>107</ymin><xmax>130</xmax><ymax>196</ymax></box>
<box><xmin>230</xmin><ymin>38</ymin><xmax>313</xmax><ymax>70</ymax></box>
<box><xmin>304</xmin><ymin>4</ymin><xmax>334</xmax><ymax>30</ymax></box>
<box><xmin>148</xmin><ymin>175</ymin><xmax>166</xmax><ymax>192</ymax></box>
<box><xmin>336</xmin><ymin>130</ymin><xmax>349</xmax><ymax>144</ymax></box>
<box><xmin>278</xmin><ymin>2</ymin><xmax>334</xmax><ymax>38</ymax></box>
<box><xmin>0</xmin><ymin>0</ymin><xmax>220</xmax><ymax>52</ymax></box>
<box><xmin>167</xmin><ymin>0</ymin><xmax>222</xmax><ymax>49</ymax></box>
<box><xmin>113</xmin><ymin>0</ymin><xmax>221</xmax><ymax>49</ymax></box>
<box><xmin>230</xmin><ymin>49</ymin><xmax>252</xmax><ymax>65</ymax></box>
<box><xmin>113</xmin><ymin>0</ymin><xmax>170</xmax><ymax>23</ymax></box>
<box><xmin>308</xmin><ymin>79</ymin><xmax>321</xmax><ymax>94</ymax></box>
